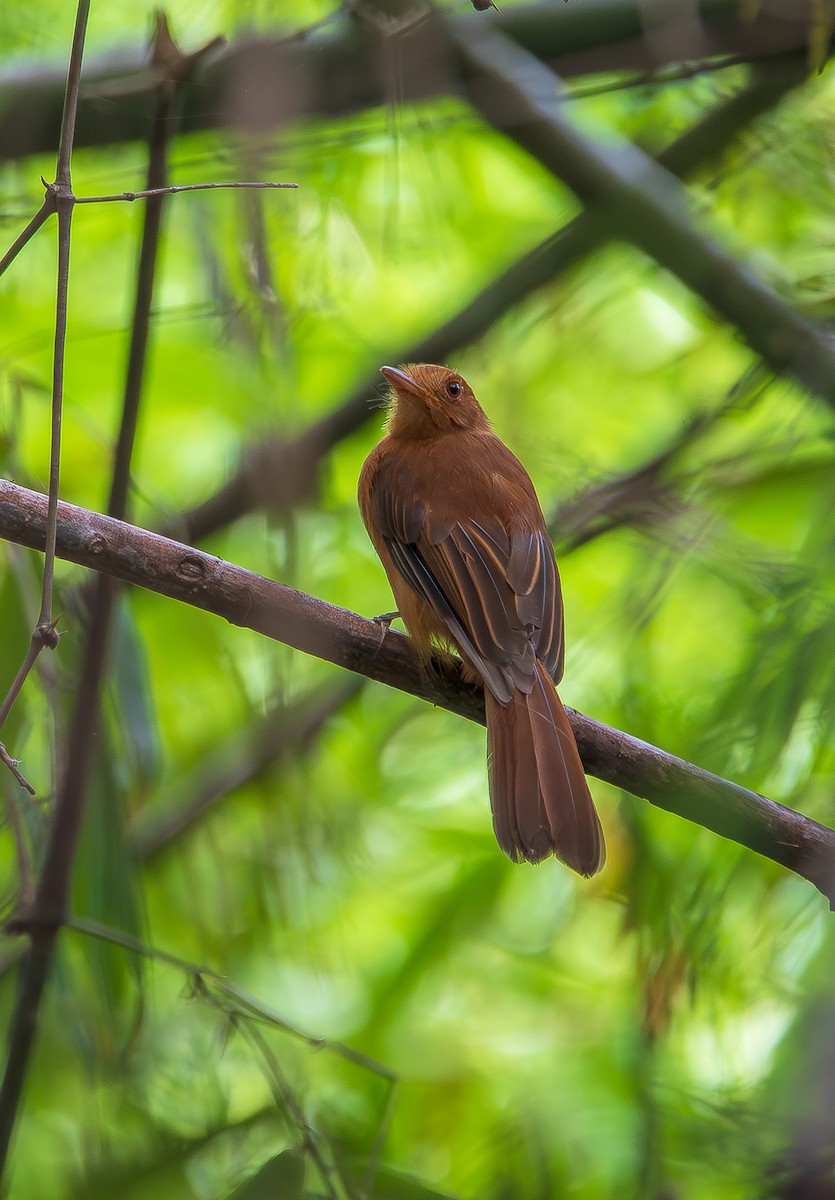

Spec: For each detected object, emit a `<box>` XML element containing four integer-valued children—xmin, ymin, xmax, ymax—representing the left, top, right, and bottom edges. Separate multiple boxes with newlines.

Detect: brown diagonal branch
<box><xmin>1</xmin><ymin>477</ymin><xmax>833</xmax><ymax>905</ymax></box>
<box><xmin>458</xmin><ymin>29</ymin><xmax>835</xmax><ymax>411</ymax></box>
<box><xmin>0</xmin><ymin>200</ymin><xmax>53</xmax><ymax>279</ymax></box>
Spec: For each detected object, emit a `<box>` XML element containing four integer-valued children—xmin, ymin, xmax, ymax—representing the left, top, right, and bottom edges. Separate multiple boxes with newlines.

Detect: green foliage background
<box><xmin>1</xmin><ymin>2</ymin><xmax>834</xmax><ymax>1198</ymax></box>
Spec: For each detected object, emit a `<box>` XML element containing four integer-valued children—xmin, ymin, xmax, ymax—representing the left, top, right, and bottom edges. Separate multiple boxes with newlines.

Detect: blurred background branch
<box><xmin>0</xmin><ymin>1</ymin><xmax>825</xmax><ymax>160</ymax></box>
<box><xmin>164</xmin><ymin>60</ymin><xmax>807</xmax><ymax>544</ymax></box>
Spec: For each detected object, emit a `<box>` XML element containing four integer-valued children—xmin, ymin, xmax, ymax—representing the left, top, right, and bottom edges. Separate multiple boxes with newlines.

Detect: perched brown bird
<box><xmin>358</xmin><ymin>363</ymin><xmax>605</xmax><ymax>876</ymax></box>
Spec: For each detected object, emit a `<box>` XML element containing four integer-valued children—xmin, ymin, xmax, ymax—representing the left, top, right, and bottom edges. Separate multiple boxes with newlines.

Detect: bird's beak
<box><xmin>380</xmin><ymin>365</ymin><xmax>424</xmax><ymax>398</ymax></box>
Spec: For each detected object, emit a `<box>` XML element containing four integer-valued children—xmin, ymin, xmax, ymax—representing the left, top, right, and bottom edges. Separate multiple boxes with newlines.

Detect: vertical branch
<box><xmin>39</xmin><ymin>0</ymin><xmax>90</xmax><ymax>626</ymax></box>
<box><xmin>47</xmin><ymin>17</ymin><xmax>192</xmax><ymax>928</ymax></box>
<box><xmin>0</xmin><ymin>8</ymin><xmax>188</xmax><ymax>1182</ymax></box>
<box><xmin>0</xmin><ymin>0</ymin><xmax>91</xmax><ymax>1168</ymax></box>
<box><xmin>37</xmin><ymin>196</ymin><xmax>73</xmax><ymax>629</ymax></box>
<box><xmin>0</xmin><ymin>4</ymin><xmax>283</xmax><ymax>1177</ymax></box>
<box><xmin>54</xmin><ymin>1</ymin><xmax>90</xmax><ymax>187</ymax></box>
<box><xmin>30</xmin><ymin>16</ymin><xmax>182</xmax><ymax>989</ymax></box>
<box><xmin>108</xmin><ymin>19</ymin><xmax>179</xmax><ymax>522</ymax></box>
<box><xmin>0</xmin><ymin>203</ymin><xmax>53</xmax><ymax>279</ymax></box>
<box><xmin>0</xmin><ymin>0</ymin><xmax>91</xmax><ymax>742</ymax></box>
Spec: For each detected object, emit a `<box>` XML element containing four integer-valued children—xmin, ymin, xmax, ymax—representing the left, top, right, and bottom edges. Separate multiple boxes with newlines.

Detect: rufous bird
<box><xmin>358</xmin><ymin>363</ymin><xmax>605</xmax><ymax>876</ymax></box>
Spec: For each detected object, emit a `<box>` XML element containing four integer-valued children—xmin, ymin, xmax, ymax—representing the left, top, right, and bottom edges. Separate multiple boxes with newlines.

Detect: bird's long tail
<box><xmin>486</xmin><ymin>659</ymin><xmax>605</xmax><ymax>875</ymax></box>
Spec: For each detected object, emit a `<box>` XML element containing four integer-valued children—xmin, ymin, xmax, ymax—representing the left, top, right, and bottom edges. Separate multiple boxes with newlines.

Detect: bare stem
<box><xmin>0</xmin><ymin>0</ymin><xmax>90</xmax><ymax>1179</ymax></box>
<box><xmin>1</xmin><ymin>188</ymin><xmax>78</xmax><ymax>770</ymax></box>
<box><xmin>38</xmin><ymin>194</ymin><xmax>73</xmax><ymax>629</ymax></box>
<box><xmin>0</xmin><ymin>639</ymin><xmax>42</xmax><ymax>734</ymax></box>
<box><xmin>75</xmin><ymin>181</ymin><xmax>297</xmax><ymax>203</ymax></box>
<box><xmin>0</xmin><ymin>749</ymin><xmax>35</xmax><ymax>797</ymax></box>
<box><xmin>0</xmin><ymin>776</ymin><xmax>35</xmax><ymax>904</ymax></box>
<box><xmin>237</xmin><ymin>1019</ymin><xmax>344</xmax><ymax>1200</ymax></box>
<box><xmin>108</xmin><ymin>89</ymin><xmax>170</xmax><ymax>520</ymax></box>
<box><xmin>0</xmin><ymin>200</ymin><xmax>53</xmax><ymax>279</ymax></box>
<box><xmin>65</xmin><ymin>917</ymin><xmax>395</xmax><ymax>1079</ymax></box>
<box><xmin>55</xmin><ymin>0</ymin><xmax>91</xmax><ymax>185</ymax></box>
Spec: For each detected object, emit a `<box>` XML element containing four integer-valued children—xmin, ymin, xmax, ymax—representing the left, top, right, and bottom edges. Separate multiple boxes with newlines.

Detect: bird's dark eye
<box><xmin>445</xmin><ymin>380</ymin><xmax>462</xmax><ymax>398</ymax></box>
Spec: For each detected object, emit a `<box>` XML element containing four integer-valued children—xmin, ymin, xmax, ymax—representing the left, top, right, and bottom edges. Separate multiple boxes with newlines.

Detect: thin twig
<box><xmin>459</xmin><ymin>28</ymin><xmax>835</xmax><ymax>410</ymax></box>
<box><xmin>567</xmin><ymin>51</ymin><xmax>754</xmax><ymax>101</ymax></box>
<box><xmin>550</xmin><ymin>365</ymin><xmax>771</xmax><ymax>553</ymax></box>
<box><xmin>0</xmin><ymin>2</ymin><xmax>89</xmax><ymax>775</ymax></box>
<box><xmin>0</xmin><ymin>749</ymin><xmax>35</xmax><ymax>797</ymax></box>
<box><xmin>0</xmin><ymin>0</ymin><xmax>91</xmax><ymax>723</ymax></box>
<box><xmin>0</xmin><ymin>75</ymin><xmax>299</xmax><ymax>781</ymax></box>
<box><xmin>0</xmin><ymin>200</ymin><xmax>53</xmax><ymax>279</ymax></box>
<box><xmin>0</xmin><ymin>0</ymin><xmax>89</xmax><ymax>791</ymax></box>
<box><xmin>0</xmin><ymin>0</ymin><xmax>88</xmax><ymax>1179</ymax></box>
<box><xmin>0</xmin><ymin>9</ymin><xmax>300</xmax><ymax>1174</ymax></box>
<box><xmin>236</xmin><ymin>1019</ymin><xmax>345</xmax><ymax>1200</ymax></box>
<box><xmin>75</xmin><ymin>181</ymin><xmax>297</xmax><ymax>203</ymax></box>
<box><xmin>0</xmin><ymin>678</ymin><xmax>366</xmax><ymax>987</ymax></box>
<box><xmin>0</xmin><ymin>640</ymin><xmax>44</xmax><ymax>733</ymax></box>
<box><xmin>0</xmin><ymin>190</ymin><xmax>76</xmax><ymax>780</ymax></box>
<box><xmin>107</xmin><ymin>56</ymin><xmax>173</xmax><ymax>521</ymax></box>
<box><xmin>1</xmin><ymin>477</ymin><xmax>833</xmax><ymax>905</ymax></box>
<box><xmin>38</xmin><ymin>192</ymin><xmax>73</xmax><ymax>630</ymax></box>
<box><xmin>54</xmin><ymin>1</ymin><xmax>90</xmax><ymax>185</ymax></box>
<box><xmin>0</xmin><ymin>778</ymin><xmax>35</xmax><ymax>907</ymax></box>
<box><xmin>363</xmin><ymin>1077</ymin><xmax>399</xmax><ymax>1200</ymax></box>
<box><xmin>64</xmin><ymin>916</ymin><xmax>395</xmax><ymax>1080</ymax></box>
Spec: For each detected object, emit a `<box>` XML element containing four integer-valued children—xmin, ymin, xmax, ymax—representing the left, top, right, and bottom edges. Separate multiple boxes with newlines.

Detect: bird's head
<box><xmin>380</xmin><ymin>363</ymin><xmax>489</xmax><ymax>438</ymax></box>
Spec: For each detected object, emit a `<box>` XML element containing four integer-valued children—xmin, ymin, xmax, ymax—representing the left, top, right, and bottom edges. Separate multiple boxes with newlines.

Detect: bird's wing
<box><xmin>371</xmin><ymin>476</ymin><xmax>564</xmax><ymax>703</ymax></box>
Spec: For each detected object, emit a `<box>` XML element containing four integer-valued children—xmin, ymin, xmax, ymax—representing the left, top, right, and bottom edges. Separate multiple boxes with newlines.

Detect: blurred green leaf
<box><xmin>111</xmin><ymin>598</ymin><xmax>163</xmax><ymax>789</ymax></box>
<box><xmin>357</xmin><ymin>1164</ymin><xmax>457</xmax><ymax>1200</ymax></box>
<box><xmin>67</xmin><ymin>718</ymin><xmax>146</xmax><ymax>1065</ymax></box>
<box><xmin>227</xmin><ymin>1151</ymin><xmax>304</xmax><ymax>1200</ymax></box>
<box><xmin>0</xmin><ymin>556</ymin><xmax>30</xmax><ymax>751</ymax></box>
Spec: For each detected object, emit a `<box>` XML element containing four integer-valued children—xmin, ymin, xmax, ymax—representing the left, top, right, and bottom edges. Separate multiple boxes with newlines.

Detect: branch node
<box><xmin>34</xmin><ymin>617</ymin><xmax>62</xmax><ymax>651</ymax></box>
<box><xmin>4</xmin><ymin>905</ymin><xmax>64</xmax><ymax>940</ymax></box>
<box><xmin>0</xmin><ymin>745</ymin><xmax>36</xmax><ymax>796</ymax></box>
<box><xmin>43</xmin><ymin>180</ymin><xmax>75</xmax><ymax>209</ymax></box>
<box><xmin>176</xmin><ymin>554</ymin><xmax>208</xmax><ymax>582</ymax></box>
